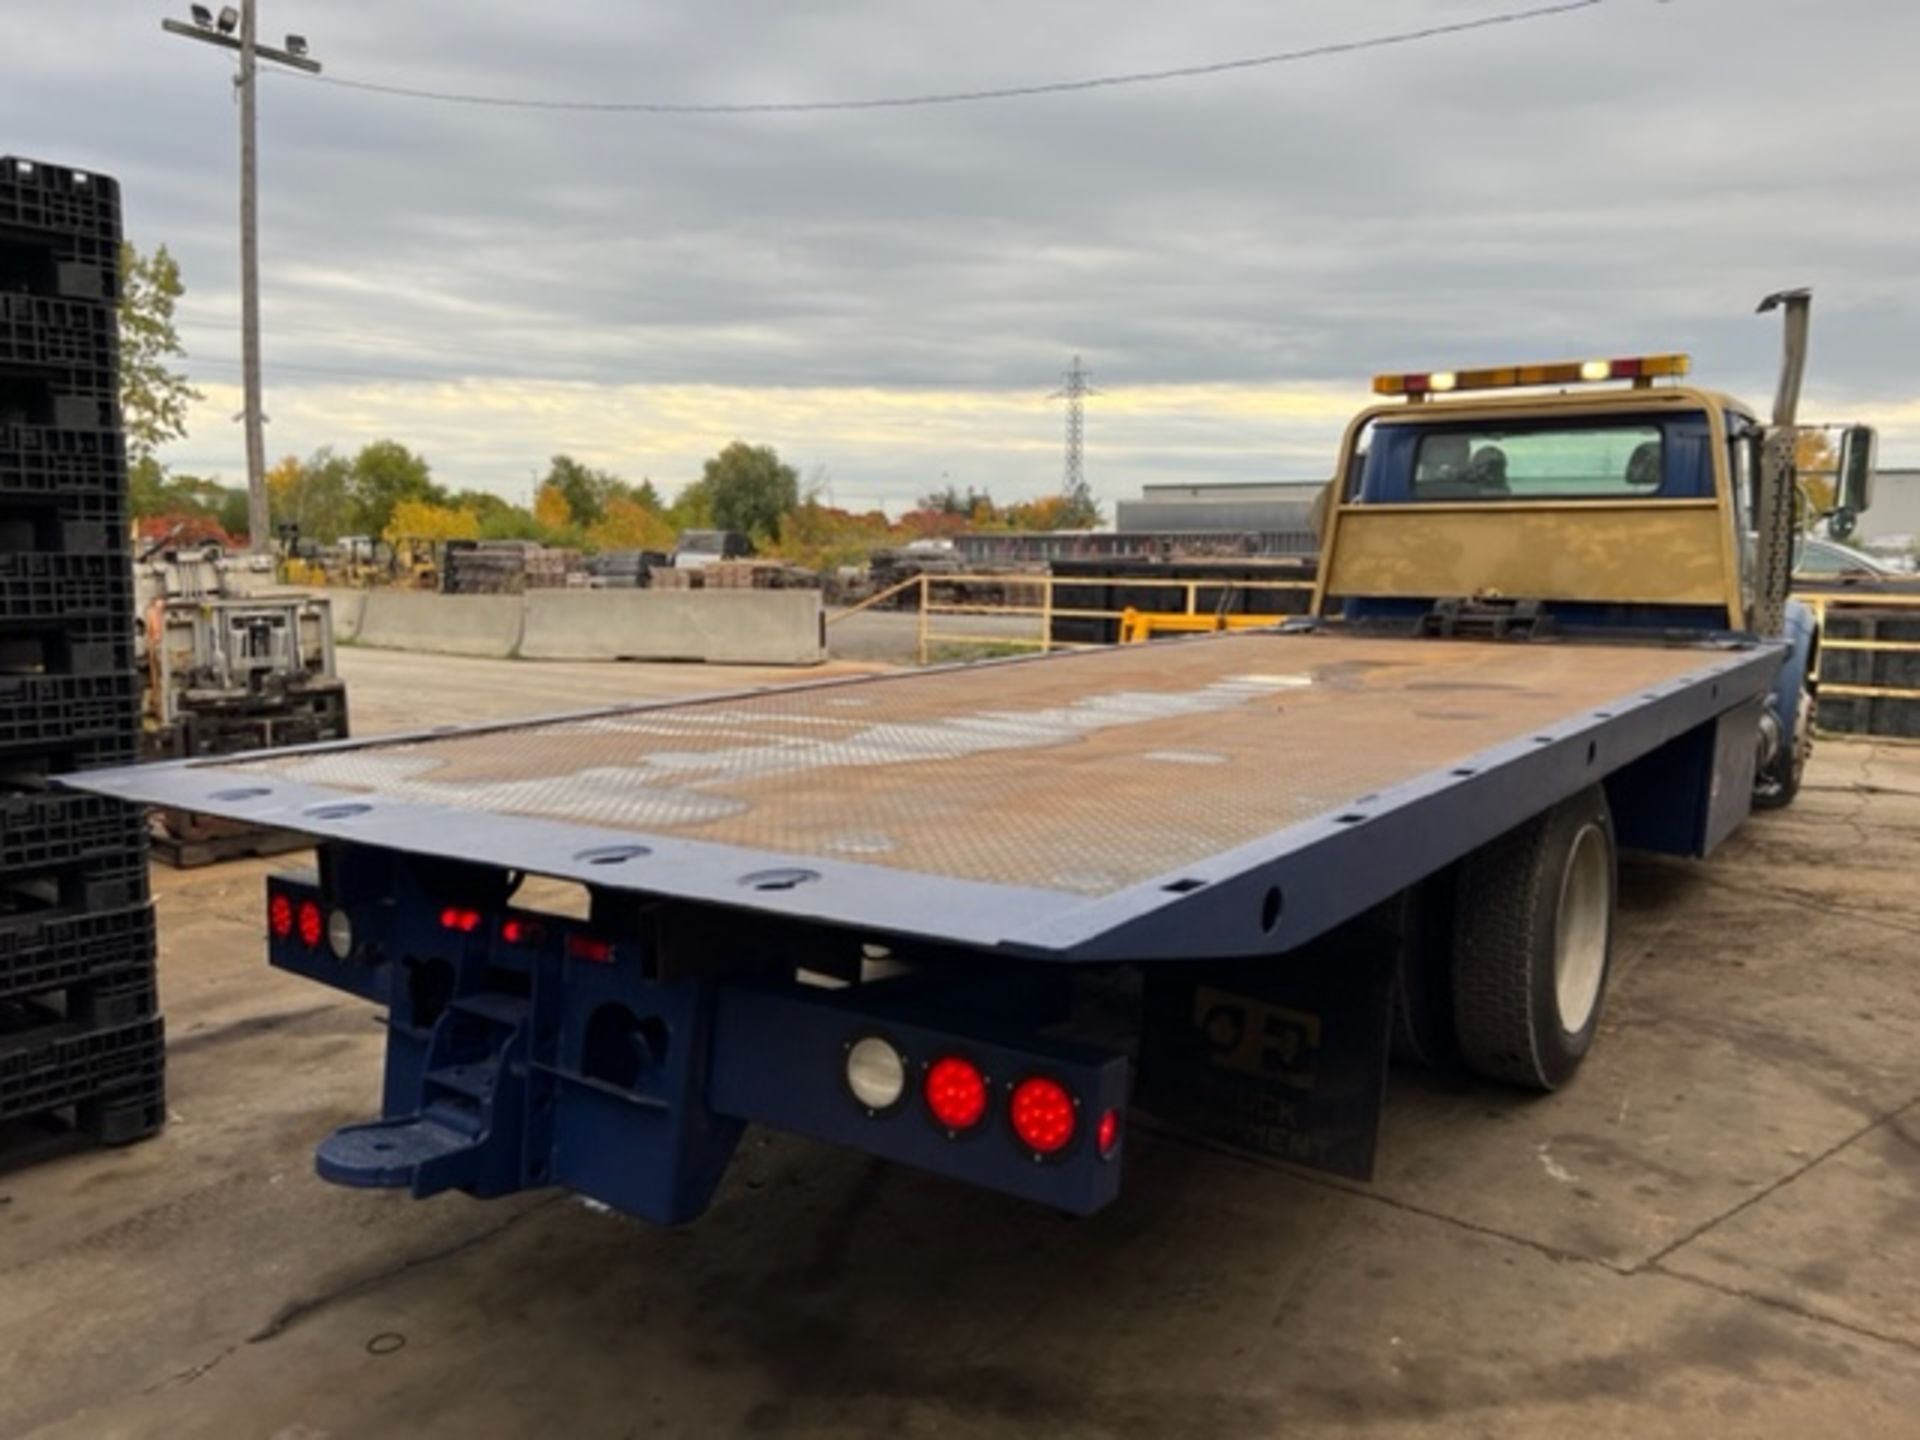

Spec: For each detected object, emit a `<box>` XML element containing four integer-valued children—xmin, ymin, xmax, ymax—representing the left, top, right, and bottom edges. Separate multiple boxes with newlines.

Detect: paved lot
<box><xmin>3</xmin><ymin>649</ymin><xmax>1918</xmax><ymax>1438</ymax></box>
<box><xmin>826</xmin><ymin>608</ymin><xmax>1042</xmax><ymax>665</ymax></box>
<box><xmin>333</xmin><ymin>645</ymin><xmax>887</xmax><ymax>734</ymax></box>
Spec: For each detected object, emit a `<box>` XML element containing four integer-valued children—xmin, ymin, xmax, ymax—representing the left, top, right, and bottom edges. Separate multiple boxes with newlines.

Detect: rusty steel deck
<box><xmin>69</xmin><ymin>631</ymin><xmax>1782</xmax><ymax>960</ymax></box>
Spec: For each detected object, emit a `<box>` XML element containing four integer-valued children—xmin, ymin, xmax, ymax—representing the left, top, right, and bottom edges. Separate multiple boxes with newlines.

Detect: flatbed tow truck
<box><xmin>71</xmin><ymin>294</ymin><xmax>1878</xmax><ymax>1223</ymax></box>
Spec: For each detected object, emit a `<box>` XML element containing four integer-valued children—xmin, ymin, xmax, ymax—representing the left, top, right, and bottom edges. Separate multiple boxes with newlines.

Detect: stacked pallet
<box><xmin>521</xmin><ymin>548</ymin><xmax>579</xmax><ymax>589</ymax></box>
<box><xmin>1817</xmin><ymin>605</ymin><xmax>1920</xmax><ymax>740</ymax></box>
<box><xmin>0</xmin><ymin>157</ymin><xmax>164</xmax><ymax>1152</ymax></box>
<box><xmin>443</xmin><ymin>540</ymin><xmax>583</xmax><ymax>594</ymax></box>
<box><xmin>652</xmin><ymin>561</ymin><xmax>820</xmax><ymax>592</ymax></box>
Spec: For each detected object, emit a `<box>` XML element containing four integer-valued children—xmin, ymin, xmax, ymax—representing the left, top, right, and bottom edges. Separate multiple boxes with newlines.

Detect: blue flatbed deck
<box><xmin>69</xmin><ymin>630</ymin><xmax>1780</xmax><ymax>961</ymax></box>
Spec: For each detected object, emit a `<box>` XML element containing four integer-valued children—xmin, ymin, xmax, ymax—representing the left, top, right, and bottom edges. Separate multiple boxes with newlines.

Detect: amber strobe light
<box><xmin>1009</xmin><ymin>1076</ymin><xmax>1077</xmax><ymax>1155</ymax></box>
<box><xmin>1373</xmin><ymin>353</ymin><xmax>1690</xmax><ymax>398</ymax></box>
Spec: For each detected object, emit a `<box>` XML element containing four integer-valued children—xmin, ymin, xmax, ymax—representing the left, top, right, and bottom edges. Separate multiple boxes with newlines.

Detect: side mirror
<box><xmin>1837</xmin><ymin>424</ymin><xmax>1877</xmax><ymax>517</ymax></box>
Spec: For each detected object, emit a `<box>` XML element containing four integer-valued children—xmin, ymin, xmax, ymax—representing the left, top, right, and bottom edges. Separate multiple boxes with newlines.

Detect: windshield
<box><xmin>1797</xmin><ymin>539</ymin><xmax>1886</xmax><ymax>576</ymax></box>
<box><xmin>1413</xmin><ymin>424</ymin><xmax>1664</xmax><ymax>499</ymax></box>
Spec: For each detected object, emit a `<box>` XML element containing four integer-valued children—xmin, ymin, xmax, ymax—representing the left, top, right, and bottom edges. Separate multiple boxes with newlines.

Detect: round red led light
<box><xmin>268</xmin><ymin>893</ymin><xmax>293</xmax><ymax>940</ymax></box>
<box><xmin>924</xmin><ymin>1056</ymin><xmax>989</xmax><ymax>1133</ymax></box>
<box><xmin>296</xmin><ymin>900</ymin><xmax>323</xmax><ymax>949</ymax></box>
<box><xmin>1009</xmin><ymin>1077</ymin><xmax>1076</xmax><ymax>1156</ymax></box>
<box><xmin>1096</xmin><ymin>1108</ymin><xmax>1121</xmax><ymax>1159</ymax></box>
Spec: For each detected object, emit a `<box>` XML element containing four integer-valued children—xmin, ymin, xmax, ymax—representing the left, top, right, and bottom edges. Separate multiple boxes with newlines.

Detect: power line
<box><xmin>276</xmin><ymin>2</ymin><xmax>1606</xmax><ymax>116</ymax></box>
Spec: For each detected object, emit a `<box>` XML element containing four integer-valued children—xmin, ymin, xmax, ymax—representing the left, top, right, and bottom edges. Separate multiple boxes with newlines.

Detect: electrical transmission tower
<box><xmin>1049</xmin><ymin>355</ymin><xmax>1098</xmax><ymax>518</ymax></box>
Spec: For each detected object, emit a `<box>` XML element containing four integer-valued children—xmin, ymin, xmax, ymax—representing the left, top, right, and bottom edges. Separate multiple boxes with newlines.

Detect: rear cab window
<box><xmin>1357</xmin><ymin>412</ymin><xmax>1715</xmax><ymax>504</ymax></box>
<box><xmin>1413</xmin><ymin>425</ymin><xmax>1664</xmax><ymax>499</ymax></box>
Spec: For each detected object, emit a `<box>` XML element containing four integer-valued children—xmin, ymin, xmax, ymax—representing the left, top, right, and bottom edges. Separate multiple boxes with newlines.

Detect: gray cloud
<box><xmin>8</xmin><ymin>0</ymin><xmax>1919</xmax><ymax>503</ymax></box>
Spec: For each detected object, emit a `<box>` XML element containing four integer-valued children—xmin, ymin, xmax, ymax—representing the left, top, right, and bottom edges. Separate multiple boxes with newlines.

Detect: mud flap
<box><xmin>1136</xmin><ymin>904</ymin><xmax>1399</xmax><ymax>1180</ymax></box>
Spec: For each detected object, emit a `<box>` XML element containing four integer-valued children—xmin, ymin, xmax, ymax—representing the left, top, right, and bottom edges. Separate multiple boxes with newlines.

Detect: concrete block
<box><xmin>328</xmin><ymin>589</ymin><xmax>367</xmax><ymax>643</ymax></box>
<box><xmin>519</xmin><ymin>590</ymin><xmax>824</xmax><ymax>665</ymax></box>
<box><xmin>355</xmin><ymin>591</ymin><xmax>523</xmax><ymax>659</ymax></box>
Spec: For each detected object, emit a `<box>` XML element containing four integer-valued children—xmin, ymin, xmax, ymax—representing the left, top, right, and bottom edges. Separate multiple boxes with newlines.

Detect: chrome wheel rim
<box><xmin>1553</xmin><ymin>823</ymin><xmax>1610</xmax><ymax>1034</ymax></box>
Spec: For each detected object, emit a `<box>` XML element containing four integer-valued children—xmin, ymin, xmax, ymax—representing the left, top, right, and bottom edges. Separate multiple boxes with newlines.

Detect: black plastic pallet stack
<box><xmin>0</xmin><ymin>156</ymin><xmax>164</xmax><ymax>1152</ymax></box>
<box><xmin>1817</xmin><ymin>605</ymin><xmax>1920</xmax><ymax>740</ymax></box>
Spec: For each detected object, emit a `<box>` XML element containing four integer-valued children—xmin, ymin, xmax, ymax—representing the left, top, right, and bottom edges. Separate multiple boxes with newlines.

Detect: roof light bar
<box><xmin>1373</xmin><ymin>353</ymin><xmax>1690</xmax><ymax>399</ymax></box>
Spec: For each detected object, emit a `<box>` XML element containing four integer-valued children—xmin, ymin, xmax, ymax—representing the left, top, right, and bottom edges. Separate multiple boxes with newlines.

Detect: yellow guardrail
<box><xmin>829</xmin><ymin>571</ymin><xmax>1317</xmax><ymax>665</ymax></box>
<box><xmin>1796</xmin><ymin>591</ymin><xmax>1920</xmax><ymax>732</ymax></box>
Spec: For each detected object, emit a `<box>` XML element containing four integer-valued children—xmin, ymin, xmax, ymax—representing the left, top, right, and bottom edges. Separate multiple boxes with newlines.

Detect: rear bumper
<box><xmin>267</xmin><ymin>869</ymin><xmax>1129</xmax><ymax>1225</ymax></box>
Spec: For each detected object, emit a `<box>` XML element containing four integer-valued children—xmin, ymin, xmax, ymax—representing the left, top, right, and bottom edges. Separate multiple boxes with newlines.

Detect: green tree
<box><xmin>349</xmin><ymin>440</ymin><xmax>444</xmax><ymax>537</ymax></box>
<box><xmin>117</xmin><ymin>242</ymin><xmax>202</xmax><ymax>467</ymax></box>
<box><xmin>268</xmin><ymin>448</ymin><xmax>356</xmax><ymax>542</ymax></box>
<box><xmin>918</xmin><ymin>483</ymin><xmax>996</xmax><ymax>518</ymax></box>
<box><xmin>127</xmin><ymin>458</ymin><xmax>250</xmax><ymax>541</ymax></box>
<box><xmin>447</xmin><ymin>489</ymin><xmax>546</xmax><ymax>541</ymax></box>
<box><xmin>215</xmin><ymin>486</ymin><xmax>250</xmax><ymax>539</ymax></box>
<box><xmin>1058</xmin><ymin>480</ymin><xmax>1103</xmax><ymax>529</ymax></box>
<box><xmin>668</xmin><ymin>476</ymin><xmax>715</xmax><ymax>532</ymax></box>
<box><xmin>701</xmin><ymin>441</ymin><xmax>799</xmax><ymax>542</ymax></box>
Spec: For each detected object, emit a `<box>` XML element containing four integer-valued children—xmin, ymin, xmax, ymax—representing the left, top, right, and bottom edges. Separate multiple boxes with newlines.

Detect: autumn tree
<box><xmin>127</xmin><ymin>467</ymin><xmax>247</xmax><ymax>539</ymax></box>
<box><xmin>586</xmin><ymin>496</ymin><xmax>677</xmax><ymax>552</ymax></box>
<box><xmin>533</xmin><ymin>482</ymin><xmax>575</xmax><ymax>536</ymax></box>
<box><xmin>385</xmin><ymin>498</ymin><xmax>479</xmax><ymax>543</ymax></box>
<box><xmin>1795</xmin><ymin>429</ymin><xmax>1839</xmax><ymax>521</ymax></box>
<box><xmin>117</xmin><ymin>241</ymin><xmax>201</xmax><ymax>467</ymax></box>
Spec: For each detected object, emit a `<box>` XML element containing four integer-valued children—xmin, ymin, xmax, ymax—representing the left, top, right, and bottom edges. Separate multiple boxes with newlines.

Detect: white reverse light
<box><xmin>845</xmin><ymin>1036</ymin><xmax>906</xmax><ymax>1111</ymax></box>
<box><xmin>326</xmin><ymin>908</ymin><xmax>355</xmax><ymax>960</ymax></box>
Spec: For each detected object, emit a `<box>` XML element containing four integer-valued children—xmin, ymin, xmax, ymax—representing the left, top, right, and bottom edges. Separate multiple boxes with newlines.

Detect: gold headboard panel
<box><xmin>1320</xmin><ymin>500</ymin><xmax>1734</xmax><ymax>610</ymax></box>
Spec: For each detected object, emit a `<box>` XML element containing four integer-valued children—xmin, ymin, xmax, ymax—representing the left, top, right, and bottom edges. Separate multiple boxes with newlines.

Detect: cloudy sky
<box><xmin>9</xmin><ymin>0</ymin><xmax>1919</xmax><ymax>511</ymax></box>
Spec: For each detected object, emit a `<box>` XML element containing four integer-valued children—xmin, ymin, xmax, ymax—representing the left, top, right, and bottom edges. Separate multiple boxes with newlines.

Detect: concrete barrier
<box><xmin>327</xmin><ymin>588</ymin><xmax>367</xmax><ymax>643</ymax></box>
<box><xmin>519</xmin><ymin>589</ymin><xmax>825</xmax><ymax>665</ymax></box>
<box><xmin>355</xmin><ymin>590</ymin><xmax>524</xmax><ymax>659</ymax></box>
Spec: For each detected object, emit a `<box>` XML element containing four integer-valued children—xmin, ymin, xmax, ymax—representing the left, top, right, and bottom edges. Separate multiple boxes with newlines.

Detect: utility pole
<box><xmin>1048</xmin><ymin>355</ymin><xmax>1098</xmax><ymax>517</ymax></box>
<box><xmin>162</xmin><ymin>4</ymin><xmax>320</xmax><ymax>554</ymax></box>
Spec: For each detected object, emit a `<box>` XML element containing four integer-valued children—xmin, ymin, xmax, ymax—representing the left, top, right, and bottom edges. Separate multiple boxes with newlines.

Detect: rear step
<box><xmin>316</xmin><ymin>992</ymin><xmax>530</xmax><ymax>1196</ymax></box>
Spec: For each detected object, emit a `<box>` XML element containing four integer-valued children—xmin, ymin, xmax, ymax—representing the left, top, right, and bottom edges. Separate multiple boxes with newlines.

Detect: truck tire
<box><xmin>1451</xmin><ymin>786</ymin><xmax>1615</xmax><ymax>1091</ymax></box>
<box><xmin>1753</xmin><ymin>683</ymin><xmax>1813</xmax><ymax>810</ymax></box>
<box><xmin>1389</xmin><ymin>875</ymin><xmax>1457</xmax><ymax>1068</ymax></box>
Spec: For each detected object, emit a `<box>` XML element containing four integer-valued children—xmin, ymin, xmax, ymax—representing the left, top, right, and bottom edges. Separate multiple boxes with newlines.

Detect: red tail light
<box><xmin>501</xmin><ymin>917</ymin><xmax>542</xmax><ymax>946</ymax></box>
<box><xmin>924</xmin><ymin>1056</ymin><xmax>989</xmax><ymax>1133</ymax></box>
<box><xmin>1096</xmin><ymin>1108</ymin><xmax>1121</xmax><ymax>1160</ymax></box>
<box><xmin>567</xmin><ymin>934</ymin><xmax>614</xmax><ymax>964</ymax></box>
<box><xmin>268</xmin><ymin>892</ymin><xmax>293</xmax><ymax>940</ymax></box>
<box><xmin>1009</xmin><ymin>1077</ymin><xmax>1076</xmax><ymax>1155</ymax></box>
<box><xmin>296</xmin><ymin>900</ymin><xmax>323</xmax><ymax>949</ymax></box>
<box><xmin>439</xmin><ymin>907</ymin><xmax>482</xmax><ymax>934</ymax></box>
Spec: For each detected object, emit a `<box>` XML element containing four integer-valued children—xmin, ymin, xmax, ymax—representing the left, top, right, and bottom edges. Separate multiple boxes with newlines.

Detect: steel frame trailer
<box><xmin>69</xmin><ymin>628</ymin><xmax>1780</xmax><ymax>1223</ymax></box>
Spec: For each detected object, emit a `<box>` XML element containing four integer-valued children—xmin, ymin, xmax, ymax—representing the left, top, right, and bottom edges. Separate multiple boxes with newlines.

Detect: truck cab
<box><xmin>1316</xmin><ymin>344</ymin><xmax>1876</xmax><ymax>807</ymax></box>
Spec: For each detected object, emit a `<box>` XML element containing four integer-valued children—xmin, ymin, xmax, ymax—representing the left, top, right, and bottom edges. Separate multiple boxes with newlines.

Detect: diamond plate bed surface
<box><xmin>226</xmin><ymin>633</ymin><xmax>1727</xmax><ymax>897</ymax></box>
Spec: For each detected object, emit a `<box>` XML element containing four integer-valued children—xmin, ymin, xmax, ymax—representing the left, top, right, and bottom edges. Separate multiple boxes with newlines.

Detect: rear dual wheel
<box><xmin>1450</xmin><ymin>785</ymin><xmax>1616</xmax><ymax>1091</ymax></box>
